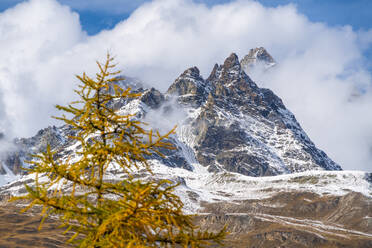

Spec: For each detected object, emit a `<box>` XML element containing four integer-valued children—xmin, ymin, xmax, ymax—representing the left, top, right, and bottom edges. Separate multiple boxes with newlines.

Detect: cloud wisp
<box><xmin>0</xmin><ymin>0</ymin><xmax>371</xmax><ymax>171</ymax></box>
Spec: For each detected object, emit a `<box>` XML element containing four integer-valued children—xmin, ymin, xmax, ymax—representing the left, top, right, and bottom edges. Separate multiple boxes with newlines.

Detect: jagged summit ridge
<box><xmin>166</xmin><ymin>51</ymin><xmax>341</xmax><ymax>176</ymax></box>
<box><xmin>240</xmin><ymin>47</ymin><xmax>276</xmax><ymax>73</ymax></box>
<box><xmin>166</xmin><ymin>66</ymin><xmax>208</xmax><ymax>106</ymax></box>
<box><xmin>208</xmin><ymin>53</ymin><xmax>258</xmax><ymax>89</ymax></box>
<box><xmin>1</xmin><ymin>49</ymin><xmax>340</xmax><ymax>181</ymax></box>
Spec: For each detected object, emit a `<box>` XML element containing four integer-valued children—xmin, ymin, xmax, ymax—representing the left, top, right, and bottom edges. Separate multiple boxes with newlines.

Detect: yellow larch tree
<box><xmin>13</xmin><ymin>54</ymin><xmax>226</xmax><ymax>247</ymax></box>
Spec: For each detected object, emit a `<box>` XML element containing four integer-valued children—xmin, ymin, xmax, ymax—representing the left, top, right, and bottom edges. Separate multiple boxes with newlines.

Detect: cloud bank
<box><xmin>0</xmin><ymin>0</ymin><xmax>371</xmax><ymax>171</ymax></box>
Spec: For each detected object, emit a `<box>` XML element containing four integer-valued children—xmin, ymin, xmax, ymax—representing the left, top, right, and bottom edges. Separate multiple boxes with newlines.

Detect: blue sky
<box><xmin>1</xmin><ymin>0</ymin><xmax>371</xmax><ymax>35</ymax></box>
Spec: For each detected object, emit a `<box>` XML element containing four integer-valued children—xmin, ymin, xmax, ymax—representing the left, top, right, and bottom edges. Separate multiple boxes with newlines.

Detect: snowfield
<box><xmin>1</xmin><ymin>157</ymin><xmax>370</xmax><ymax>214</ymax></box>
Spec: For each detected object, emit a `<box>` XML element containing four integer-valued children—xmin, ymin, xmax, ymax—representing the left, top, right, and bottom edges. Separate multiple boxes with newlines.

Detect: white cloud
<box><xmin>0</xmin><ymin>0</ymin><xmax>86</xmax><ymax>137</ymax></box>
<box><xmin>0</xmin><ymin>0</ymin><xmax>371</xmax><ymax>171</ymax></box>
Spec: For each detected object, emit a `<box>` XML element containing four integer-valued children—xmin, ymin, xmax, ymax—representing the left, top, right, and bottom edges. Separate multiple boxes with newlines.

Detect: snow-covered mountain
<box><xmin>167</xmin><ymin>52</ymin><xmax>340</xmax><ymax>175</ymax></box>
<box><xmin>0</xmin><ymin>50</ymin><xmax>340</xmax><ymax>179</ymax></box>
<box><xmin>0</xmin><ymin>49</ymin><xmax>371</xmax><ymax>247</ymax></box>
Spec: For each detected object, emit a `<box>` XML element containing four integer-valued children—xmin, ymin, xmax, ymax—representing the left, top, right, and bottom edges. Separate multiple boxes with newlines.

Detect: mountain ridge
<box><xmin>0</xmin><ymin>48</ymin><xmax>371</xmax><ymax>247</ymax></box>
<box><xmin>164</xmin><ymin>52</ymin><xmax>341</xmax><ymax>176</ymax></box>
<box><xmin>0</xmin><ymin>49</ymin><xmax>341</xmax><ymax>178</ymax></box>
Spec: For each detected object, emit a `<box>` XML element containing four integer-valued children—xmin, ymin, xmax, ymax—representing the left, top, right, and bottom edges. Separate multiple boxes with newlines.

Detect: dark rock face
<box><xmin>165</xmin><ymin>52</ymin><xmax>340</xmax><ymax>176</ymax></box>
<box><xmin>364</xmin><ymin>173</ymin><xmax>372</xmax><ymax>184</ymax></box>
<box><xmin>4</xmin><ymin>154</ymin><xmax>23</xmax><ymax>175</ymax></box>
<box><xmin>140</xmin><ymin>88</ymin><xmax>164</xmax><ymax>109</ymax></box>
<box><xmin>0</xmin><ymin>163</ymin><xmax>6</xmax><ymax>175</ymax></box>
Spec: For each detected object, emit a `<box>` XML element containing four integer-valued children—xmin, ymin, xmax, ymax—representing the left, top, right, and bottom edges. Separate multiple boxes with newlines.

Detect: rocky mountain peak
<box><xmin>167</xmin><ymin>52</ymin><xmax>341</xmax><ymax>176</ymax></box>
<box><xmin>241</xmin><ymin>47</ymin><xmax>276</xmax><ymax>73</ymax></box>
<box><xmin>207</xmin><ymin>55</ymin><xmax>258</xmax><ymax>100</ymax></box>
<box><xmin>243</xmin><ymin>47</ymin><xmax>275</xmax><ymax>64</ymax></box>
<box><xmin>180</xmin><ymin>66</ymin><xmax>201</xmax><ymax>78</ymax></box>
<box><xmin>206</xmin><ymin>53</ymin><xmax>245</xmax><ymax>84</ymax></box>
<box><xmin>206</xmin><ymin>63</ymin><xmax>219</xmax><ymax>82</ymax></box>
<box><xmin>222</xmin><ymin>53</ymin><xmax>241</xmax><ymax>70</ymax></box>
<box><xmin>140</xmin><ymin>88</ymin><xmax>164</xmax><ymax>109</ymax></box>
<box><xmin>166</xmin><ymin>66</ymin><xmax>207</xmax><ymax>106</ymax></box>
